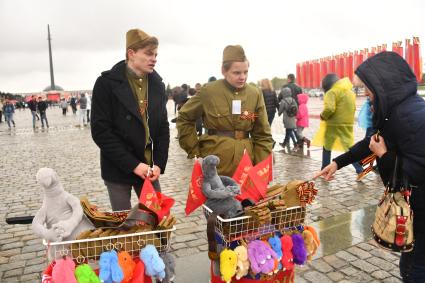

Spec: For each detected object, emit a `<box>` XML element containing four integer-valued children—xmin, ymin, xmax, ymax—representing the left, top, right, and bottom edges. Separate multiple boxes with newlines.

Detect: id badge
<box><xmin>232</xmin><ymin>100</ymin><xmax>241</xmax><ymax>114</ymax></box>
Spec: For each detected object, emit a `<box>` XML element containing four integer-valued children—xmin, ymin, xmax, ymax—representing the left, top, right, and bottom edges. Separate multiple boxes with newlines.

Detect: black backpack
<box><xmin>286</xmin><ymin>100</ymin><xmax>298</xmax><ymax>117</ymax></box>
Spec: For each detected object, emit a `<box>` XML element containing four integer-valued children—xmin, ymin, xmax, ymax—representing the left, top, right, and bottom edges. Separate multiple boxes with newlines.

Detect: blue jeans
<box><xmin>283</xmin><ymin>129</ymin><xmax>297</xmax><ymax>146</ymax></box>
<box><xmin>40</xmin><ymin>112</ymin><xmax>49</xmax><ymax>128</ymax></box>
<box><xmin>31</xmin><ymin>111</ymin><xmax>38</xmax><ymax>128</ymax></box>
<box><xmin>321</xmin><ymin>148</ymin><xmax>363</xmax><ymax>173</ymax></box>
<box><xmin>5</xmin><ymin>113</ymin><xmax>14</xmax><ymax>128</ymax></box>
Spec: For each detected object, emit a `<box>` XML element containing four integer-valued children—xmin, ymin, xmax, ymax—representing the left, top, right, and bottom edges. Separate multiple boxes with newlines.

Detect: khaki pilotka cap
<box><xmin>222</xmin><ymin>45</ymin><xmax>247</xmax><ymax>63</ymax></box>
<box><xmin>126</xmin><ymin>28</ymin><xmax>151</xmax><ymax>49</ymax></box>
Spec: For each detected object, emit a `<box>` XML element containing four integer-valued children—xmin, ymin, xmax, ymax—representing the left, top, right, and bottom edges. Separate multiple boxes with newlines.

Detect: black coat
<box><xmin>91</xmin><ymin>61</ymin><xmax>170</xmax><ymax>185</ymax></box>
<box><xmin>334</xmin><ymin>52</ymin><xmax>425</xmax><ymax>232</ymax></box>
<box><xmin>262</xmin><ymin>89</ymin><xmax>278</xmax><ymax>115</ymax></box>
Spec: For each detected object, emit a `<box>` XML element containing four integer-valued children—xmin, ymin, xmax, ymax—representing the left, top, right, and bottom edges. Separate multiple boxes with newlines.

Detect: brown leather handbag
<box><xmin>372</xmin><ymin>156</ymin><xmax>414</xmax><ymax>252</ymax></box>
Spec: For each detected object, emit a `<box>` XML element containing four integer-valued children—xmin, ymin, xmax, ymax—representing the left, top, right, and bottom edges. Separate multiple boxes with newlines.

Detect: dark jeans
<box><xmin>400</xmin><ymin>233</ymin><xmax>425</xmax><ymax>282</ymax></box>
<box><xmin>87</xmin><ymin>109</ymin><xmax>90</xmax><ymax>122</ymax></box>
<box><xmin>40</xmin><ymin>112</ymin><xmax>49</xmax><ymax>128</ymax></box>
<box><xmin>321</xmin><ymin>147</ymin><xmax>363</xmax><ymax>173</ymax></box>
<box><xmin>62</xmin><ymin>108</ymin><xmax>67</xmax><ymax>115</ymax></box>
<box><xmin>105</xmin><ymin>179</ymin><xmax>161</xmax><ymax>211</ymax></box>
<box><xmin>267</xmin><ymin>111</ymin><xmax>275</xmax><ymax>126</ymax></box>
<box><xmin>283</xmin><ymin>128</ymin><xmax>297</xmax><ymax>146</ymax></box>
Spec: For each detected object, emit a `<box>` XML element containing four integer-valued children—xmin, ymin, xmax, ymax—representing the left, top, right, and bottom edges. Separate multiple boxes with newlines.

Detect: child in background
<box><xmin>294</xmin><ymin>93</ymin><xmax>311</xmax><ymax>150</ymax></box>
<box><xmin>278</xmin><ymin>87</ymin><xmax>298</xmax><ymax>149</ymax></box>
<box><xmin>3</xmin><ymin>99</ymin><xmax>15</xmax><ymax>129</ymax></box>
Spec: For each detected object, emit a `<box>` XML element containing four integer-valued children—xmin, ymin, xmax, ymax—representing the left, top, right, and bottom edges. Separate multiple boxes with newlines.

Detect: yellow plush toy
<box><xmin>234</xmin><ymin>245</ymin><xmax>250</xmax><ymax>280</ymax></box>
<box><xmin>302</xmin><ymin>229</ymin><xmax>319</xmax><ymax>261</ymax></box>
<box><xmin>220</xmin><ymin>249</ymin><xmax>238</xmax><ymax>283</ymax></box>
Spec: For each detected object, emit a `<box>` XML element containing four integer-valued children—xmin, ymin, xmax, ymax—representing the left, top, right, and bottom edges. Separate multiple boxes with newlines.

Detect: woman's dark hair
<box><xmin>321</xmin><ymin>73</ymin><xmax>339</xmax><ymax>92</ymax></box>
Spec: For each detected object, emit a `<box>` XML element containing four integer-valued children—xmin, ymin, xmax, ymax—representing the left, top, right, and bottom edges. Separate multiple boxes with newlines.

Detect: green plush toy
<box><xmin>75</xmin><ymin>264</ymin><xmax>100</xmax><ymax>283</ymax></box>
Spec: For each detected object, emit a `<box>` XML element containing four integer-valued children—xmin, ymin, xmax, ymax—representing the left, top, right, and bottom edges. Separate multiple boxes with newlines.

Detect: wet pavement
<box><xmin>0</xmin><ymin>97</ymin><xmax>402</xmax><ymax>282</ymax></box>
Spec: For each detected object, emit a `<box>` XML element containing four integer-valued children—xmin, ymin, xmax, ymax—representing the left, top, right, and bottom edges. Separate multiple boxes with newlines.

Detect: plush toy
<box><xmin>52</xmin><ymin>256</ymin><xmax>77</xmax><ymax>283</ymax></box>
<box><xmin>280</xmin><ymin>235</ymin><xmax>294</xmax><ymax>271</ymax></box>
<box><xmin>99</xmin><ymin>250</ymin><xmax>124</xmax><ymax>283</ymax></box>
<box><xmin>118</xmin><ymin>251</ymin><xmax>136</xmax><ymax>283</ymax></box>
<box><xmin>302</xmin><ymin>229</ymin><xmax>319</xmax><ymax>261</ymax></box>
<box><xmin>202</xmin><ymin>155</ymin><xmax>243</xmax><ymax>218</ymax></box>
<box><xmin>268</xmin><ymin>235</ymin><xmax>283</xmax><ymax>271</ymax></box>
<box><xmin>140</xmin><ymin>245</ymin><xmax>166</xmax><ymax>281</ymax></box>
<box><xmin>32</xmin><ymin>168</ymin><xmax>94</xmax><ymax>244</ymax></box>
<box><xmin>304</xmin><ymin>225</ymin><xmax>320</xmax><ymax>246</ymax></box>
<box><xmin>130</xmin><ymin>259</ymin><xmax>146</xmax><ymax>283</ymax></box>
<box><xmin>234</xmin><ymin>245</ymin><xmax>250</xmax><ymax>280</ymax></box>
<box><xmin>291</xmin><ymin>233</ymin><xmax>307</xmax><ymax>265</ymax></box>
<box><xmin>75</xmin><ymin>263</ymin><xmax>100</xmax><ymax>283</ymax></box>
<box><xmin>160</xmin><ymin>252</ymin><xmax>176</xmax><ymax>283</ymax></box>
<box><xmin>247</xmin><ymin>240</ymin><xmax>278</xmax><ymax>275</ymax></box>
<box><xmin>219</xmin><ymin>249</ymin><xmax>238</xmax><ymax>283</ymax></box>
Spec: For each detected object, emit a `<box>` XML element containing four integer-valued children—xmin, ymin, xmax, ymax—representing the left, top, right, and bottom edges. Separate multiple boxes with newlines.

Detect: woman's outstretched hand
<box><xmin>313</xmin><ymin>161</ymin><xmax>338</xmax><ymax>181</ymax></box>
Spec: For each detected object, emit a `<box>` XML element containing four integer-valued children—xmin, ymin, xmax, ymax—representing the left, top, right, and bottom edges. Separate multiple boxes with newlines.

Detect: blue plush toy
<box><xmin>140</xmin><ymin>244</ymin><xmax>166</xmax><ymax>280</ymax></box>
<box><xmin>99</xmin><ymin>250</ymin><xmax>124</xmax><ymax>283</ymax></box>
<box><xmin>268</xmin><ymin>235</ymin><xmax>283</xmax><ymax>270</ymax></box>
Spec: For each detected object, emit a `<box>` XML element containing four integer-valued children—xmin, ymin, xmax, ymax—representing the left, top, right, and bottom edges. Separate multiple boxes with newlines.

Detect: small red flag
<box><xmin>232</xmin><ymin>150</ymin><xmax>253</xmax><ymax>185</ymax></box>
<box><xmin>185</xmin><ymin>159</ymin><xmax>206</xmax><ymax>216</ymax></box>
<box><xmin>139</xmin><ymin>179</ymin><xmax>175</xmax><ymax>221</ymax></box>
<box><xmin>236</xmin><ymin>154</ymin><xmax>273</xmax><ymax>202</ymax></box>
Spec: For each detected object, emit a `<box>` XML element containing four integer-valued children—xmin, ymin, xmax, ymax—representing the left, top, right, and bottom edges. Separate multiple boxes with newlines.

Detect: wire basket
<box><xmin>202</xmin><ymin>205</ymin><xmax>305</xmax><ymax>246</ymax></box>
<box><xmin>43</xmin><ymin>227</ymin><xmax>175</xmax><ymax>264</ymax></box>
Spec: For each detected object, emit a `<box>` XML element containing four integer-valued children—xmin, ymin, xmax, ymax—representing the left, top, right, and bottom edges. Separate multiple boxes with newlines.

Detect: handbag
<box><xmin>371</xmin><ymin>156</ymin><xmax>414</xmax><ymax>252</ymax></box>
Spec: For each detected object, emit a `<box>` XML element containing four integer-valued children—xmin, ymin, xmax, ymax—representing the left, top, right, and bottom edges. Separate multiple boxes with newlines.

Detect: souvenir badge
<box><xmin>138</xmin><ymin>100</ymin><xmax>148</xmax><ymax>116</ymax></box>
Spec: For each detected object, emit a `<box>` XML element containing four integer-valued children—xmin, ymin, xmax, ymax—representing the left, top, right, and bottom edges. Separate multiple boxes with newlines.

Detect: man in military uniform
<box><xmin>91</xmin><ymin>28</ymin><xmax>170</xmax><ymax>211</ymax></box>
<box><xmin>177</xmin><ymin>45</ymin><xmax>274</xmax><ymax>176</ymax></box>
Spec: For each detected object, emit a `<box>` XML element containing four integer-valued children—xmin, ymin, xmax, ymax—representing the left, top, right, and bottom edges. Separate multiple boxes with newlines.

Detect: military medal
<box><xmin>240</xmin><ymin>110</ymin><xmax>258</xmax><ymax>121</ymax></box>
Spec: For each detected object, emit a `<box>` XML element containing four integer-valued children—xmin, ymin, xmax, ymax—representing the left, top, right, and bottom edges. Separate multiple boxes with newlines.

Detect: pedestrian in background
<box><xmin>260</xmin><ymin>78</ymin><xmax>278</xmax><ymax>126</ymax></box>
<box><xmin>78</xmin><ymin>93</ymin><xmax>88</xmax><ymax>127</ymax></box>
<box><xmin>37</xmin><ymin>96</ymin><xmax>49</xmax><ymax>128</ymax></box>
<box><xmin>0</xmin><ymin>97</ymin><xmax>3</xmax><ymax>123</ymax></box>
<box><xmin>294</xmin><ymin>93</ymin><xmax>311</xmax><ymax>150</ymax></box>
<box><xmin>312</xmin><ymin>73</ymin><xmax>363</xmax><ymax>176</ymax></box>
<box><xmin>3</xmin><ymin>98</ymin><xmax>15</xmax><ymax>129</ymax></box>
<box><xmin>278</xmin><ymin>87</ymin><xmax>298</xmax><ymax>149</ymax></box>
<box><xmin>60</xmin><ymin>98</ymin><xmax>68</xmax><ymax>116</ymax></box>
<box><xmin>86</xmin><ymin>93</ymin><xmax>91</xmax><ymax>123</ymax></box>
<box><xmin>28</xmin><ymin>95</ymin><xmax>39</xmax><ymax>129</ymax></box>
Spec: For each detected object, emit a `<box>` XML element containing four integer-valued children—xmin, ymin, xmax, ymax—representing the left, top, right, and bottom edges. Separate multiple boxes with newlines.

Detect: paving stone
<box><xmin>326</xmin><ymin>271</ymin><xmax>344</xmax><ymax>281</ymax></box>
<box><xmin>366</xmin><ymin>257</ymin><xmax>396</xmax><ymax>271</ymax></box>
<box><xmin>371</xmin><ymin>270</ymin><xmax>392</xmax><ymax>280</ymax></box>
<box><xmin>322</xmin><ymin>254</ymin><xmax>349</xmax><ymax>269</ymax></box>
<box><xmin>356</xmin><ymin>242</ymin><xmax>375</xmax><ymax>251</ymax></box>
<box><xmin>24</xmin><ymin>263</ymin><xmax>45</xmax><ymax>274</ymax></box>
<box><xmin>369</xmin><ymin>248</ymin><xmax>399</xmax><ymax>262</ymax></box>
<box><xmin>350</xmin><ymin>271</ymin><xmax>374</xmax><ymax>282</ymax></box>
<box><xmin>303</xmin><ymin>270</ymin><xmax>332</xmax><ymax>283</ymax></box>
<box><xmin>174</xmin><ymin>247</ymin><xmax>199</xmax><ymax>257</ymax></box>
<box><xmin>347</xmin><ymin>246</ymin><xmax>372</xmax><ymax>259</ymax></box>
<box><xmin>350</xmin><ymin>259</ymin><xmax>379</xmax><ymax>273</ymax></box>
<box><xmin>382</xmin><ymin>277</ymin><xmax>402</xmax><ymax>283</ymax></box>
<box><xmin>0</xmin><ymin>260</ymin><xmax>25</xmax><ymax>272</ymax></box>
<box><xmin>340</xmin><ymin>266</ymin><xmax>359</xmax><ymax>276</ymax></box>
<box><xmin>311</xmin><ymin>258</ymin><xmax>333</xmax><ymax>273</ymax></box>
<box><xmin>3</xmin><ymin>268</ymin><xmax>23</xmax><ymax>278</ymax></box>
<box><xmin>335</xmin><ymin>250</ymin><xmax>357</xmax><ymax>262</ymax></box>
<box><xmin>20</xmin><ymin>273</ymin><xmax>41</xmax><ymax>282</ymax></box>
<box><xmin>186</xmin><ymin>238</ymin><xmax>207</xmax><ymax>248</ymax></box>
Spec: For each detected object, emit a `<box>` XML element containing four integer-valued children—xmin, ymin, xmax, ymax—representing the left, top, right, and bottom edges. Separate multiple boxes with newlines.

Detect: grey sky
<box><xmin>0</xmin><ymin>0</ymin><xmax>424</xmax><ymax>93</ymax></box>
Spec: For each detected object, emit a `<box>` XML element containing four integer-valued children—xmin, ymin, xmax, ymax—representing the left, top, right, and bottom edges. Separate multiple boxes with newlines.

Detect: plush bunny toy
<box><xmin>202</xmin><ymin>155</ymin><xmax>243</xmax><ymax>218</ymax></box>
<box><xmin>31</xmin><ymin>168</ymin><xmax>93</xmax><ymax>244</ymax></box>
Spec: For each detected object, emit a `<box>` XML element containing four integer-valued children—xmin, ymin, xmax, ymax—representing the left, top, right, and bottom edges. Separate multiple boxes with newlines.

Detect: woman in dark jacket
<box><xmin>260</xmin><ymin>79</ymin><xmax>278</xmax><ymax>126</ymax></box>
<box><xmin>316</xmin><ymin>51</ymin><xmax>425</xmax><ymax>282</ymax></box>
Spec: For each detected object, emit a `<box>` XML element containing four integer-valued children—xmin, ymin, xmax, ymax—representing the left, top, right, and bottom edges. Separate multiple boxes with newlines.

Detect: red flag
<box><xmin>232</xmin><ymin>150</ymin><xmax>253</xmax><ymax>185</ymax></box>
<box><xmin>139</xmin><ymin>179</ymin><xmax>175</xmax><ymax>221</ymax></box>
<box><xmin>185</xmin><ymin>159</ymin><xmax>205</xmax><ymax>216</ymax></box>
<box><xmin>236</xmin><ymin>154</ymin><xmax>273</xmax><ymax>202</ymax></box>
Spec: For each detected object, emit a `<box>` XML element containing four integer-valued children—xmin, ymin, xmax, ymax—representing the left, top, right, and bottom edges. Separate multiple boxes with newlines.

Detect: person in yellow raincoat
<box><xmin>312</xmin><ymin>73</ymin><xmax>363</xmax><ymax>175</ymax></box>
<box><xmin>176</xmin><ymin>45</ymin><xmax>274</xmax><ymax>176</ymax></box>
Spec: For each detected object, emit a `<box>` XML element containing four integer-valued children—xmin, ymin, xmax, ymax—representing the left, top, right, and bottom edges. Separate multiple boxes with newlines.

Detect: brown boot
<box><xmin>304</xmin><ymin>137</ymin><xmax>311</xmax><ymax>148</ymax></box>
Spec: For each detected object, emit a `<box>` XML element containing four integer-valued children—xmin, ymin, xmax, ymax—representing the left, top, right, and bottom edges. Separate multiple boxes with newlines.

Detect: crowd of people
<box><xmin>1</xmin><ymin>26</ymin><xmax>424</xmax><ymax>281</ymax></box>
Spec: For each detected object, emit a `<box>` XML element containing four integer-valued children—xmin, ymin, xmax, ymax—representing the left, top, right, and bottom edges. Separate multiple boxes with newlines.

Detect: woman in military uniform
<box><xmin>177</xmin><ymin>45</ymin><xmax>274</xmax><ymax>176</ymax></box>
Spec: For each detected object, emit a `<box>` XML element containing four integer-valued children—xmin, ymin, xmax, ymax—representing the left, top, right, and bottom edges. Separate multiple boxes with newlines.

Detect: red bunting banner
<box><xmin>232</xmin><ymin>150</ymin><xmax>253</xmax><ymax>185</ymax></box>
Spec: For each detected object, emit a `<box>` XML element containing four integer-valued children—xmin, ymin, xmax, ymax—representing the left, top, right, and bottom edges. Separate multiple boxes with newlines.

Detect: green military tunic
<box><xmin>126</xmin><ymin>67</ymin><xmax>153</xmax><ymax>166</ymax></box>
<box><xmin>177</xmin><ymin>79</ymin><xmax>274</xmax><ymax>176</ymax></box>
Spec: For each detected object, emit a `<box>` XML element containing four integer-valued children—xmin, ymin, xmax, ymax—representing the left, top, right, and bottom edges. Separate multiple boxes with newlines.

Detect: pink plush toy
<box><xmin>280</xmin><ymin>235</ymin><xmax>294</xmax><ymax>271</ymax></box>
<box><xmin>247</xmin><ymin>240</ymin><xmax>278</xmax><ymax>275</ymax></box>
<box><xmin>52</xmin><ymin>256</ymin><xmax>77</xmax><ymax>283</ymax></box>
